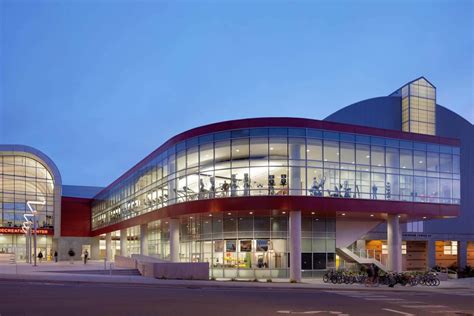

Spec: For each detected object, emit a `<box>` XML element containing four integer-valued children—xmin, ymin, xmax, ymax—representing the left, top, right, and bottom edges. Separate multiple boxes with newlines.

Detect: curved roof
<box><xmin>0</xmin><ymin>144</ymin><xmax>62</xmax><ymax>189</ymax></box>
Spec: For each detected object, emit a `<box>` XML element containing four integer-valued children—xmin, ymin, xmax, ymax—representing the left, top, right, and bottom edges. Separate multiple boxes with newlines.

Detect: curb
<box><xmin>0</xmin><ymin>274</ymin><xmax>470</xmax><ymax>292</ymax></box>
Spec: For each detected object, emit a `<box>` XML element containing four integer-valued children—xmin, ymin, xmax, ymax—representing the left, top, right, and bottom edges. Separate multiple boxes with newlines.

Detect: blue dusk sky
<box><xmin>1</xmin><ymin>0</ymin><xmax>473</xmax><ymax>187</ymax></box>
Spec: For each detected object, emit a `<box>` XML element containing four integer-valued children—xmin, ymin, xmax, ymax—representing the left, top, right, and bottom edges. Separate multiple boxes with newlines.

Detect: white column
<box><xmin>140</xmin><ymin>224</ymin><xmax>148</xmax><ymax>256</ymax></box>
<box><xmin>387</xmin><ymin>214</ymin><xmax>402</xmax><ymax>272</ymax></box>
<box><xmin>289</xmin><ymin>210</ymin><xmax>302</xmax><ymax>282</ymax></box>
<box><xmin>105</xmin><ymin>233</ymin><xmax>113</xmax><ymax>261</ymax></box>
<box><xmin>90</xmin><ymin>236</ymin><xmax>100</xmax><ymax>260</ymax></box>
<box><xmin>427</xmin><ymin>239</ymin><xmax>436</xmax><ymax>269</ymax></box>
<box><xmin>458</xmin><ymin>240</ymin><xmax>467</xmax><ymax>269</ymax></box>
<box><xmin>120</xmin><ymin>229</ymin><xmax>128</xmax><ymax>257</ymax></box>
<box><xmin>169</xmin><ymin>218</ymin><xmax>180</xmax><ymax>262</ymax></box>
<box><xmin>289</xmin><ymin>143</ymin><xmax>302</xmax><ymax>195</ymax></box>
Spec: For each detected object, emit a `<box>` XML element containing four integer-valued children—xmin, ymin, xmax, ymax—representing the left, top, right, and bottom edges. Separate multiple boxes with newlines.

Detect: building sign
<box><xmin>0</xmin><ymin>227</ymin><xmax>52</xmax><ymax>235</ymax></box>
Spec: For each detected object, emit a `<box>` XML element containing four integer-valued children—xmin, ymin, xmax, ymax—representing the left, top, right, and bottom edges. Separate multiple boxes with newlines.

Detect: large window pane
<box><xmin>269</xmin><ymin>137</ymin><xmax>287</xmax><ymax>160</ymax></box>
<box><xmin>323</xmin><ymin>141</ymin><xmax>339</xmax><ymax>162</ymax></box>
<box><xmin>215</xmin><ymin>141</ymin><xmax>230</xmax><ymax>168</ymax></box>
<box><xmin>356</xmin><ymin>144</ymin><xmax>370</xmax><ymax>165</ymax></box>
<box><xmin>371</xmin><ymin>146</ymin><xmax>384</xmax><ymax>167</ymax></box>
<box><xmin>440</xmin><ymin>179</ymin><xmax>452</xmax><ymax>203</ymax></box>
<box><xmin>307</xmin><ymin>139</ymin><xmax>322</xmax><ymax>161</ymax></box>
<box><xmin>289</xmin><ymin>138</ymin><xmax>305</xmax><ymax>160</ymax></box>
<box><xmin>250</xmin><ymin>137</ymin><xmax>268</xmax><ymax>165</ymax></box>
<box><xmin>414</xmin><ymin>151</ymin><xmax>426</xmax><ymax>171</ymax></box>
<box><xmin>386</xmin><ymin>147</ymin><xmax>399</xmax><ymax>168</ymax></box>
<box><xmin>187</xmin><ymin>146</ymin><xmax>199</xmax><ymax>169</ymax></box>
<box><xmin>340</xmin><ymin>142</ymin><xmax>355</xmax><ymax>164</ymax></box>
<box><xmin>427</xmin><ymin>152</ymin><xmax>439</xmax><ymax>172</ymax></box>
<box><xmin>400</xmin><ymin>149</ymin><xmax>413</xmax><ymax>170</ymax></box>
<box><xmin>232</xmin><ymin>138</ymin><xmax>249</xmax><ymax>167</ymax></box>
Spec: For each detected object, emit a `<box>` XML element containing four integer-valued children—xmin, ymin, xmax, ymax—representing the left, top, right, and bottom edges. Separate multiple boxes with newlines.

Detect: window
<box><xmin>443</xmin><ymin>241</ymin><xmax>458</xmax><ymax>255</ymax></box>
<box><xmin>306</xmin><ymin>139</ymin><xmax>322</xmax><ymax>161</ymax></box>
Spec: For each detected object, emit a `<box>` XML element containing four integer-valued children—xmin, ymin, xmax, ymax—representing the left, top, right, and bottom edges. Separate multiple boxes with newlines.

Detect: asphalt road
<box><xmin>0</xmin><ymin>280</ymin><xmax>472</xmax><ymax>316</ymax></box>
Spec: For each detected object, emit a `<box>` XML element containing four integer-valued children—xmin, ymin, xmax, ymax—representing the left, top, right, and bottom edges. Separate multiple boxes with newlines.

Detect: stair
<box><xmin>336</xmin><ymin>247</ymin><xmax>388</xmax><ymax>272</ymax></box>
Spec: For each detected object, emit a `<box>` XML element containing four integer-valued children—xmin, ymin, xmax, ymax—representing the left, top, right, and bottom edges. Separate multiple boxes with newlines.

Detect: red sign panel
<box><xmin>0</xmin><ymin>227</ymin><xmax>53</xmax><ymax>235</ymax></box>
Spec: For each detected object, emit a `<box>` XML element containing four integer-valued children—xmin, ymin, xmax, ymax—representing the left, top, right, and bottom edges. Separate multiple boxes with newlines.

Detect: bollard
<box><xmin>104</xmin><ymin>258</ymin><xmax>107</xmax><ymax>270</ymax></box>
<box><xmin>109</xmin><ymin>262</ymin><xmax>113</xmax><ymax>275</ymax></box>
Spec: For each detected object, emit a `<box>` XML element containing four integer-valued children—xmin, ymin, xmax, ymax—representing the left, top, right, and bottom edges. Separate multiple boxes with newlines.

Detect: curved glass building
<box><xmin>2</xmin><ymin>77</ymin><xmax>472</xmax><ymax>279</ymax></box>
<box><xmin>0</xmin><ymin>145</ymin><xmax>62</xmax><ymax>261</ymax></box>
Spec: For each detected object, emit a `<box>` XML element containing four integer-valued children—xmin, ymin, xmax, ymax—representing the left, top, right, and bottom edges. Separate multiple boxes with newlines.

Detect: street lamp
<box><xmin>22</xmin><ymin>200</ymin><xmax>45</xmax><ymax>266</ymax></box>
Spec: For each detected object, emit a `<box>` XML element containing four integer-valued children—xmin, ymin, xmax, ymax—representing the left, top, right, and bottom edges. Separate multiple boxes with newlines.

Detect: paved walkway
<box><xmin>0</xmin><ymin>261</ymin><xmax>473</xmax><ymax>292</ymax></box>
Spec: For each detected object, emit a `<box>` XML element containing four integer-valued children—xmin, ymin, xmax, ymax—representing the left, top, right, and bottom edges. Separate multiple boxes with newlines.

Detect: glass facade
<box><xmin>396</xmin><ymin>78</ymin><xmax>436</xmax><ymax>135</ymax></box>
<box><xmin>145</xmin><ymin>212</ymin><xmax>335</xmax><ymax>278</ymax></box>
<box><xmin>92</xmin><ymin>127</ymin><xmax>461</xmax><ymax>230</ymax></box>
<box><xmin>0</xmin><ymin>154</ymin><xmax>56</xmax><ymax>260</ymax></box>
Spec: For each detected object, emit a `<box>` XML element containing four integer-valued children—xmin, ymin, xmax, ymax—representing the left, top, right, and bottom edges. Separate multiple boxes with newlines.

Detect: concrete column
<box><xmin>120</xmin><ymin>229</ymin><xmax>128</xmax><ymax>257</ymax></box>
<box><xmin>90</xmin><ymin>236</ymin><xmax>100</xmax><ymax>260</ymax></box>
<box><xmin>105</xmin><ymin>233</ymin><xmax>113</xmax><ymax>261</ymax></box>
<box><xmin>387</xmin><ymin>214</ymin><xmax>402</xmax><ymax>272</ymax></box>
<box><xmin>169</xmin><ymin>218</ymin><xmax>180</xmax><ymax>262</ymax></box>
<box><xmin>458</xmin><ymin>240</ymin><xmax>468</xmax><ymax>269</ymax></box>
<box><xmin>140</xmin><ymin>224</ymin><xmax>148</xmax><ymax>256</ymax></box>
<box><xmin>53</xmin><ymin>185</ymin><xmax>62</xmax><ymax>239</ymax></box>
<box><xmin>289</xmin><ymin>210</ymin><xmax>302</xmax><ymax>282</ymax></box>
<box><xmin>427</xmin><ymin>239</ymin><xmax>436</xmax><ymax>269</ymax></box>
<box><xmin>289</xmin><ymin>143</ymin><xmax>302</xmax><ymax>195</ymax></box>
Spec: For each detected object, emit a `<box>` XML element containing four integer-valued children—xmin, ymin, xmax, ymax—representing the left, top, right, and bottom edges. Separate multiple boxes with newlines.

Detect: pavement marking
<box><xmin>400</xmin><ymin>305</ymin><xmax>448</xmax><ymax>309</ymax></box>
<box><xmin>364</xmin><ymin>298</ymin><xmax>405</xmax><ymax>301</ymax></box>
<box><xmin>430</xmin><ymin>310</ymin><xmax>472</xmax><ymax>314</ymax></box>
<box><xmin>381</xmin><ymin>308</ymin><xmax>414</xmax><ymax>316</ymax></box>
<box><xmin>276</xmin><ymin>311</ymin><xmax>349</xmax><ymax>315</ymax></box>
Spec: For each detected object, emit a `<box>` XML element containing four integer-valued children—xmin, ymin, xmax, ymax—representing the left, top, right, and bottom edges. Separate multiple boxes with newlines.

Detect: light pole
<box><xmin>22</xmin><ymin>201</ymin><xmax>45</xmax><ymax>267</ymax></box>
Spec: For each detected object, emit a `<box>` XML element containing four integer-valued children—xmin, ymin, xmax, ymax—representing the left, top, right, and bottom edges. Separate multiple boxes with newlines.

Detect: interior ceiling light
<box><xmin>423</xmin><ymin>216</ymin><xmax>427</xmax><ymax>219</ymax></box>
<box><xmin>209</xmin><ymin>214</ymin><xmax>212</xmax><ymax>217</ymax></box>
<box><xmin>341</xmin><ymin>213</ymin><xmax>346</xmax><ymax>216</ymax></box>
<box><xmin>419</xmin><ymin>160</ymin><xmax>423</xmax><ymax>164</ymax></box>
<box><xmin>311</xmin><ymin>212</ymin><xmax>315</xmax><ymax>215</ymax></box>
<box><xmin>282</xmin><ymin>211</ymin><xmax>286</xmax><ymax>214</ymax></box>
<box><xmin>370</xmin><ymin>214</ymin><xmax>374</xmax><ymax>217</ymax></box>
<box><xmin>270</xmin><ymin>147</ymin><xmax>274</xmax><ymax>151</ymax></box>
<box><xmin>366</xmin><ymin>155</ymin><xmax>370</xmax><ymax>158</ymax></box>
<box><xmin>249</xmin><ymin>212</ymin><xmax>253</xmax><ymax>215</ymax></box>
<box><xmin>227</xmin><ymin>212</ymin><xmax>231</xmax><ymax>215</ymax></box>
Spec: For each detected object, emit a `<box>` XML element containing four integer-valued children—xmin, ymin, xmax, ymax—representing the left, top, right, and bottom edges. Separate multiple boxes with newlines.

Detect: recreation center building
<box><xmin>1</xmin><ymin>77</ymin><xmax>473</xmax><ymax>281</ymax></box>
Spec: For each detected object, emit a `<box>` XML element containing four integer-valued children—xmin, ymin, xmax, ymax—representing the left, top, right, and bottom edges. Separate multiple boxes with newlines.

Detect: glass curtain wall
<box><xmin>147</xmin><ymin>212</ymin><xmax>336</xmax><ymax>279</ymax></box>
<box><xmin>0</xmin><ymin>154</ymin><xmax>55</xmax><ymax>260</ymax></box>
<box><xmin>92</xmin><ymin>128</ymin><xmax>460</xmax><ymax>229</ymax></box>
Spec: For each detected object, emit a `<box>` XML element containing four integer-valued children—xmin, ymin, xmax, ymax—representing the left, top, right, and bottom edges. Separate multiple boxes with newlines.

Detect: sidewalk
<box><xmin>0</xmin><ymin>262</ymin><xmax>472</xmax><ymax>291</ymax></box>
